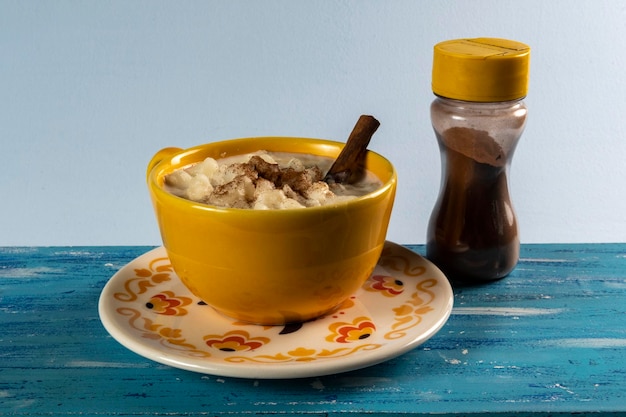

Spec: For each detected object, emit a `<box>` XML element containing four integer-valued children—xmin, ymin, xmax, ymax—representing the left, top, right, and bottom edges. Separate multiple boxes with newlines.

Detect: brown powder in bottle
<box><xmin>426</xmin><ymin>127</ymin><xmax>519</xmax><ymax>282</ymax></box>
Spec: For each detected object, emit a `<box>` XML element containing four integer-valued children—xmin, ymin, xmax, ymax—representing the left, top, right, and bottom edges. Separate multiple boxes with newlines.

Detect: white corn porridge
<box><xmin>163</xmin><ymin>151</ymin><xmax>382</xmax><ymax>209</ymax></box>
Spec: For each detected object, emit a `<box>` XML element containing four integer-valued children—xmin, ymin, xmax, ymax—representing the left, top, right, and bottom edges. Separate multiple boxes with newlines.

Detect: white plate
<box><xmin>98</xmin><ymin>241</ymin><xmax>453</xmax><ymax>379</ymax></box>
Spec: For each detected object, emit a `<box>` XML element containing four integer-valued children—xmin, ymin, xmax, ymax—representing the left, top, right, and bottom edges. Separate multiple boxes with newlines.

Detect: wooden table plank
<box><xmin>1</xmin><ymin>244</ymin><xmax>625</xmax><ymax>416</ymax></box>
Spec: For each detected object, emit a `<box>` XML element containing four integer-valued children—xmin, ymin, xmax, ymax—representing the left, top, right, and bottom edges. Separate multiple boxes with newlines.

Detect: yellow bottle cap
<box><xmin>432</xmin><ymin>38</ymin><xmax>530</xmax><ymax>102</ymax></box>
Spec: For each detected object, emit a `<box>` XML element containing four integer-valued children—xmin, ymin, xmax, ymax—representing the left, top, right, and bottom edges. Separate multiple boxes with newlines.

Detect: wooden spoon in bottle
<box><xmin>324</xmin><ymin>115</ymin><xmax>380</xmax><ymax>185</ymax></box>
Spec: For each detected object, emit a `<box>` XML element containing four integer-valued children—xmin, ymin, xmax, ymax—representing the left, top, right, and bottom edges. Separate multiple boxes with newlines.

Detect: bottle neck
<box><xmin>433</xmin><ymin>95</ymin><xmax>526</xmax><ymax>112</ymax></box>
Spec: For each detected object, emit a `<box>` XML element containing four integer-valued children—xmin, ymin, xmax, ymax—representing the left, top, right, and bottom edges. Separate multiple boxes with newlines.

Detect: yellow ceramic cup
<box><xmin>147</xmin><ymin>137</ymin><xmax>397</xmax><ymax>325</ymax></box>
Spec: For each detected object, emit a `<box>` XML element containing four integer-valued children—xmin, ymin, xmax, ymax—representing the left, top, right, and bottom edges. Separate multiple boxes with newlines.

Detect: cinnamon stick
<box><xmin>324</xmin><ymin>115</ymin><xmax>380</xmax><ymax>184</ymax></box>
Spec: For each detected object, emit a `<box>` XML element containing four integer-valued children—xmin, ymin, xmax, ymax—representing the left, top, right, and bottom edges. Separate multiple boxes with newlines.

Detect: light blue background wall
<box><xmin>2</xmin><ymin>0</ymin><xmax>625</xmax><ymax>246</ymax></box>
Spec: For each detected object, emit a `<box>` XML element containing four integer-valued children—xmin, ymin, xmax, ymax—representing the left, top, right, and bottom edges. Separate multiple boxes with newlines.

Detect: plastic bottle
<box><xmin>426</xmin><ymin>38</ymin><xmax>530</xmax><ymax>283</ymax></box>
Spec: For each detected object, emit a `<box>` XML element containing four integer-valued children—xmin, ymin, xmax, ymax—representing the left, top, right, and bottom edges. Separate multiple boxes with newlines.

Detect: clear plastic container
<box><xmin>426</xmin><ymin>38</ymin><xmax>530</xmax><ymax>283</ymax></box>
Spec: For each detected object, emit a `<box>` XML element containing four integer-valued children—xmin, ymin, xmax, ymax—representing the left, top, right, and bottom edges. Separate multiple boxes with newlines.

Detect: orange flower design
<box><xmin>145</xmin><ymin>291</ymin><xmax>192</xmax><ymax>316</ymax></box>
<box><xmin>204</xmin><ymin>330</ymin><xmax>270</xmax><ymax>352</ymax></box>
<box><xmin>326</xmin><ymin>316</ymin><xmax>376</xmax><ymax>343</ymax></box>
<box><xmin>366</xmin><ymin>275</ymin><xmax>405</xmax><ymax>297</ymax></box>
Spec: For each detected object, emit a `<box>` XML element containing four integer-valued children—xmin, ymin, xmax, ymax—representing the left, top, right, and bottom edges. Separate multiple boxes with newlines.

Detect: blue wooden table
<box><xmin>1</xmin><ymin>244</ymin><xmax>625</xmax><ymax>416</ymax></box>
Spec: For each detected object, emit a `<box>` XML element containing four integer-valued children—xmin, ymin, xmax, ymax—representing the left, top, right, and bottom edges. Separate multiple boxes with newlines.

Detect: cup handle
<box><xmin>147</xmin><ymin>147</ymin><xmax>182</xmax><ymax>179</ymax></box>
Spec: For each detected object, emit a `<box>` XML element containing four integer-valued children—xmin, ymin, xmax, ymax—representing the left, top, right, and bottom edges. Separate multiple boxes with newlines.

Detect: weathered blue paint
<box><xmin>1</xmin><ymin>244</ymin><xmax>625</xmax><ymax>416</ymax></box>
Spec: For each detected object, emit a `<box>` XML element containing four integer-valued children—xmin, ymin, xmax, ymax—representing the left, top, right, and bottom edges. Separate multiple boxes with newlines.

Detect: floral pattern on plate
<box><xmin>98</xmin><ymin>241</ymin><xmax>453</xmax><ymax>379</ymax></box>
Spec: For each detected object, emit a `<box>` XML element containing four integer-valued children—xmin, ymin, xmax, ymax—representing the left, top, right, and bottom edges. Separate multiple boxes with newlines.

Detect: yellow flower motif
<box><xmin>393</xmin><ymin>304</ymin><xmax>414</xmax><ymax>317</ymax></box>
<box><xmin>115</xmin><ymin>257</ymin><xmax>172</xmax><ymax>302</ymax></box>
<box><xmin>204</xmin><ymin>330</ymin><xmax>270</xmax><ymax>352</ymax></box>
<box><xmin>158</xmin><ymin>327</ymin><xmax>183</xmax><ymax>339</ymax></box>
<box><xmin>384</xmin><ymin>279</ymin><xmax>438</xmax><ymax>340</ymax></box>
<box><xmin>288</xmin><ymin>347</ymin><xmax>317</xmax><ymax>357</ymax></box>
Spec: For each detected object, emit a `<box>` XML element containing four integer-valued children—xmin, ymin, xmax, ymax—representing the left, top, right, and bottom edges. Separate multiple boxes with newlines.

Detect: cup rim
<box><xmin>147</xmin><ymin>136</ymin><xmax>397</xmax><ymax>215</ymax></box>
